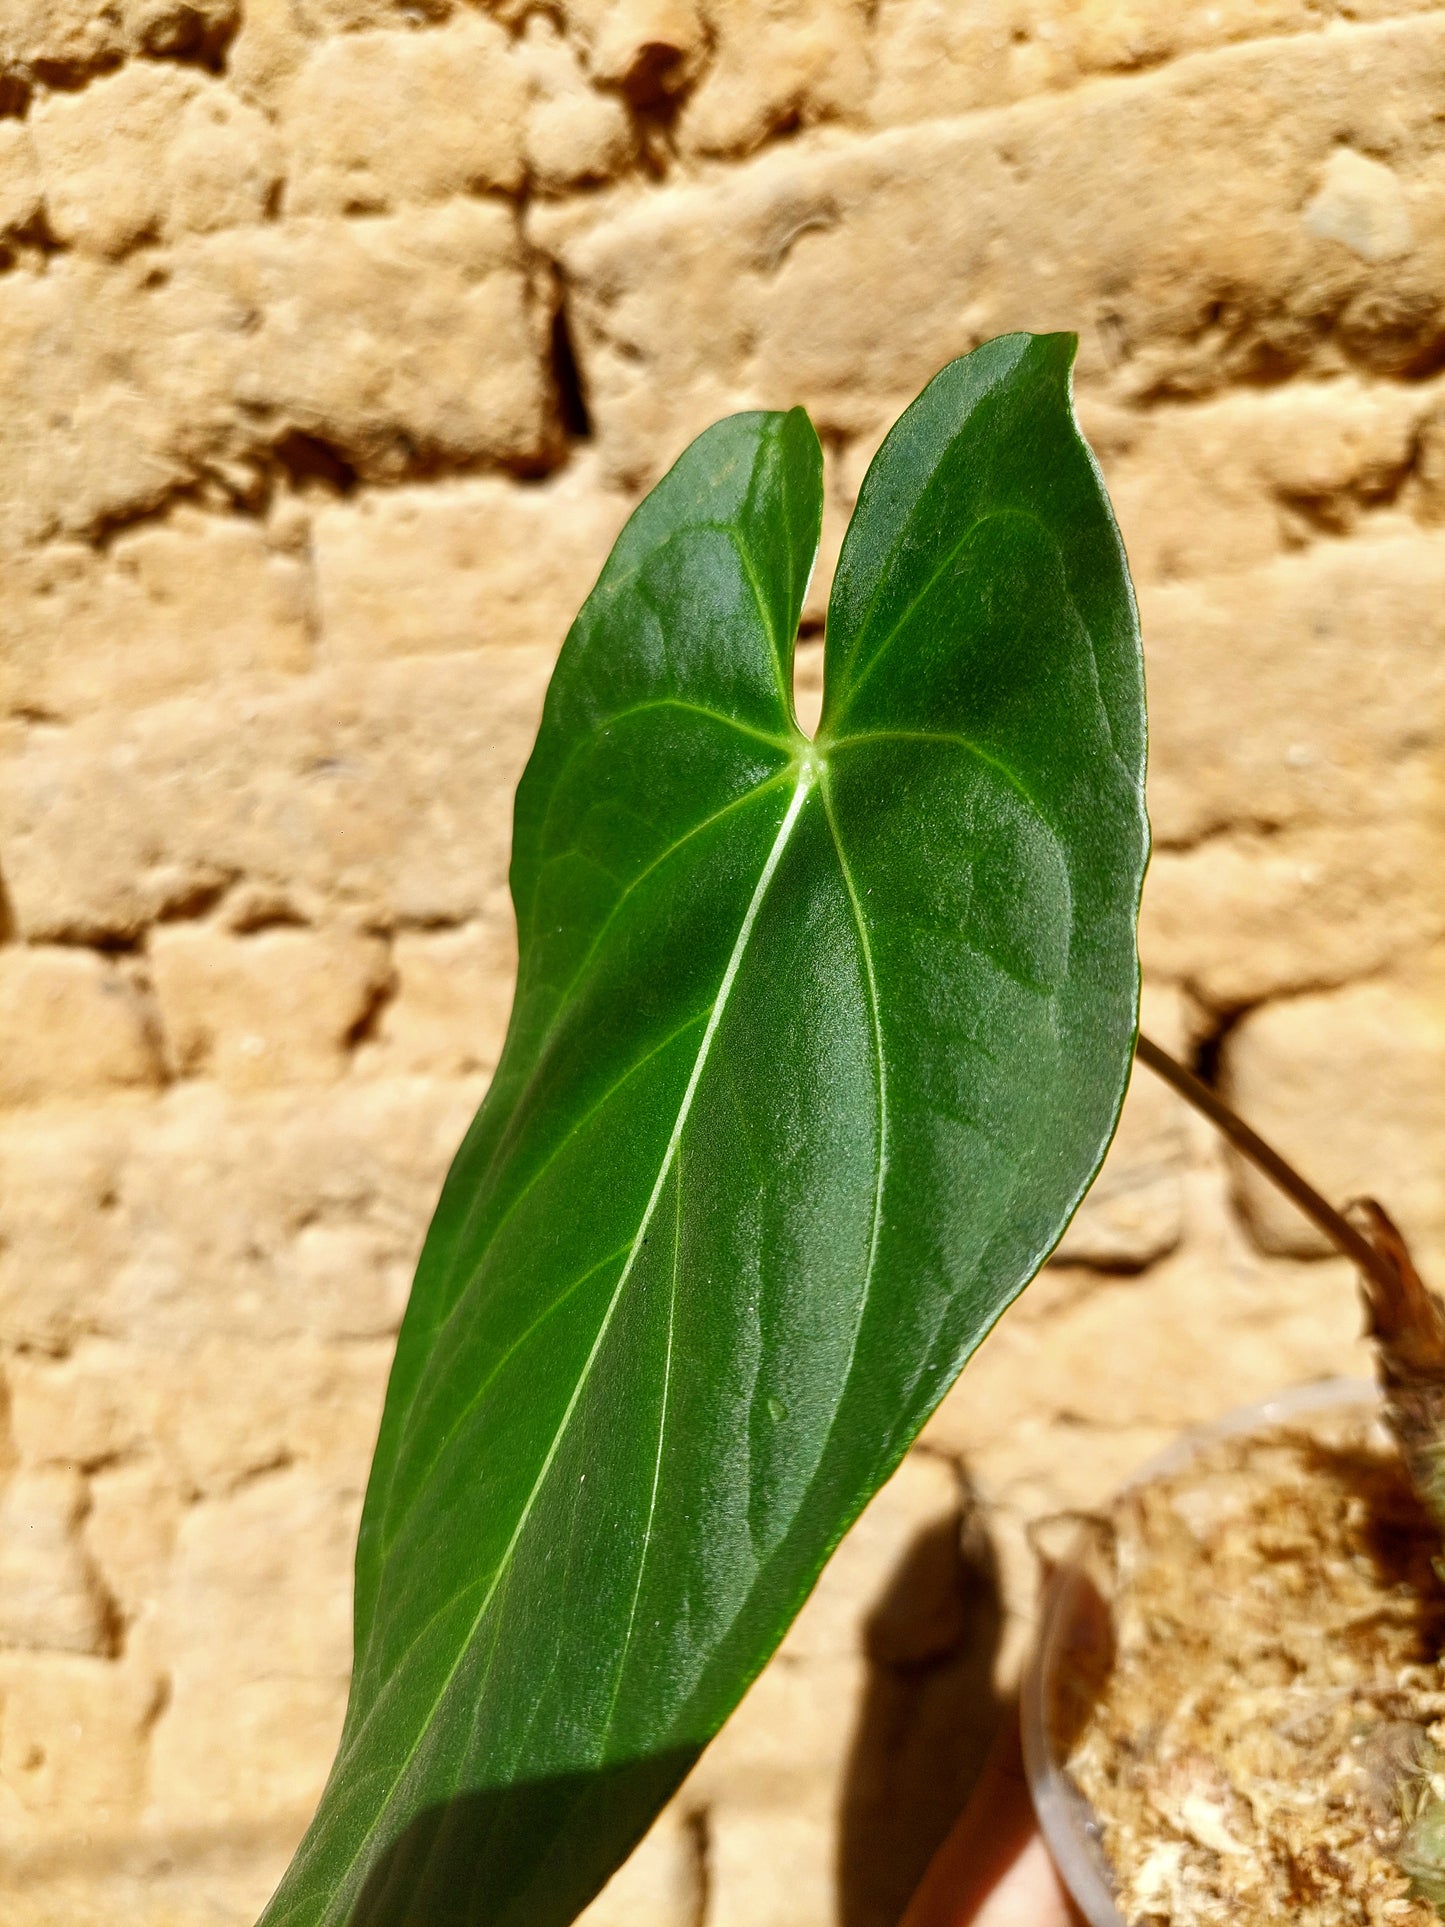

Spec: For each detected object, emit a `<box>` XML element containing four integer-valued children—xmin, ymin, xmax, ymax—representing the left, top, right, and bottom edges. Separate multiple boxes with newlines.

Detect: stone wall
<box><xmin>2</xmin><ymin>1</ymin><xmax>1444</xmax><ymax>1920</ymax></box>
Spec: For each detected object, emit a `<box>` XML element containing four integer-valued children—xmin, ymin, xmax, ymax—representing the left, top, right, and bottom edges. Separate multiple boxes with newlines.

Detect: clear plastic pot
<box><xmin>1019</xmin><ymin>1376</ymin><xmax>1381</xmax><ymax>1927</ymax></box>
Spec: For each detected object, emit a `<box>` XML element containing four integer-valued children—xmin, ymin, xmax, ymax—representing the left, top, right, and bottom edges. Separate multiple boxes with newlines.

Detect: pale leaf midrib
<box><xmin>314</xmin><ymin>770</ymin><xmax>818</xmax><ymax>1917</ymax></box>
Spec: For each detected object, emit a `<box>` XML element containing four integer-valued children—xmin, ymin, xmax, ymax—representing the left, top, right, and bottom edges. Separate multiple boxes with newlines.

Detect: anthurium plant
<box><xmin>258</xmin><ymin>332</ymin><xmax>1150</xmax><ymax>1927</ymax></box>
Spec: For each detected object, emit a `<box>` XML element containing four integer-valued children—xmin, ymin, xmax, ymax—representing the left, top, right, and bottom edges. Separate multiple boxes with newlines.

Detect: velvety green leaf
<box><xmin>258</xmin><ymin>332</ymin><xmax>1148</xmax><ymax>1927</ymax></box>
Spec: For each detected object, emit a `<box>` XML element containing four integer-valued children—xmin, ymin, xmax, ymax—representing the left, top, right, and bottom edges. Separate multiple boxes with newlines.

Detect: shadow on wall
<box><xmin>837</xmin><ymin>1476</ymin><xmax>1005</xmax><ymax>1927</ymax></box>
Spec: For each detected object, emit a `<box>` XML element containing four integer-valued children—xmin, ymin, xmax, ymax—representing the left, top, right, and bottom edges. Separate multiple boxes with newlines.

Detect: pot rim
<box><xmin>1019</xmin><ymin>1374</ymin><xmax>1380</xmax><ymax>1927</ymax></box>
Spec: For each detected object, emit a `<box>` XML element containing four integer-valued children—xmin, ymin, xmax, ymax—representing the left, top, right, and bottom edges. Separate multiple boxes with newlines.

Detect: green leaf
<box><xmin>258</xmin><ymin>332</ymin><xmax>1148</xmax><ymax>1927</ymax></box>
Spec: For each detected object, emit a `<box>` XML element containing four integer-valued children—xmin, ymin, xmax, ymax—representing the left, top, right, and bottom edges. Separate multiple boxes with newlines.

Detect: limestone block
<box><xmin>0</xmin><ymin>1081</ymin><xmax>469</xmax><ymax>1358</ymax></box>
<box><xmin>0</xmin><ymin>203</ymin><xmax>550</xmax><ymax>548</ymax></box>
<box><xmin>81</xmin><ymin>1458</ymin><xmax>185</xmax><ymax>1632</ymax></box>
<box><xmin>793</xmin><ymin>638</ymin><xmax>823</xmax><ymax>735</ymax></box>
<box><xmin>132</xmin><ymin>0</ymin><xmax>240</xmax><ymax>57</ymax></box>
<box><xmin>1054</xmin><ymin>1068</ymin><xmax>1185</xmax><ymax>1271</ymax></box>
<box><xmin>12</xmin><ymin>1331</ymin><xmax>387</xmax><ymax>1524</ymax></box>
<box><xmin>290</xmin><ymin>0</ymin><xmax>453</xmax><ymax>30</ymax></box>
<box><xmin>864</xmin><ymin>0</ymin><xmax>1440</xmax><ymax>128</ymax></box>
<box><xmin>0</xmin><ymin>947</ymin><xmax>161</xmax><ymax>1109</ymax></box>
<box><xmin>866</xmin><ymin>0</ymin><xmax>1042</xmax><ymax>124</ymax></box>
<box><xmin>164</xmin><ymin>84</ymin><xmax>286</xmax><ymax>236</ymax></box>
<box><xmin>927</xmin><ymin>1238</ymin><xmax>1369</xmax><ymax>1465</ymax></box>
<box><xmin>0</xmin><ymin>120</ymin><xmax>40</xmax><ymax>239</ymax></box>
<box><xmin>152</xmin><ymin>1335</ymin><xmax>392</xmax><ymax>1494</ymax></box>
<box><xmin>976</xmin><ymin>1414</ymin><xmax>1182</xmax><ymax>1544</ymax></box>
<box><xmin>226</xmin><ymin>0</ymin><xmax>316</xmax><ymax>108</ymax></box>
<box><xmin>0</xmin><ymin>256</ymin><xmax>196</xmax><ymax>548</ymax></box>
<box><xmin>519</xmin><ymin>15</ymin><xmax>635</xmax><ymax>191</ymax></box>
<box><xmin>192</xmin><ymin>201</ymin><xmax>553</xmax><ymax>481</ymax></box>
<box><xmin>283</xmin><ymin>18</ymin><xmax>526</xmax><ymax>214</ymax></box>
<box><xmin>575</xmin><ymin>1809</ymin><xmax>702</xmax><ymax>1927</ymax></box>
<box><xmin>1</xmin><ymin>0</ymin><xmax>128</xmax><ymax>74</ymax></box>
<box><xmin>1216</xmin><ymin>379</ymin><xmax>1422</xmax><ymax>537</ymax></box>
<box><xmin>1055</xmin><ymin>987</ymin><xmax>1188</xmax><ymax>1271</ymax></box>
<box><xmin>360</xmin><ymin>923</ymin><xmax>516</xmax><ymax>1079</ymax></box>
<box><xmin>235</xmin><ymin>0</ymin><xmax>452</xmax><ymax>104</ymax></box>
<box><xmin>541</xmin><ymin>16</ymin><xmax>1445</xmax><ymax>478</ymax></box>
<box><xmin>1093</xmin><ymin>377</ymin><xmax>1428</xmax><ymax>585</ymax></box>
<box><xmin>1</xmin><ymin>0</ymin><xmax>237</xmax><ymax>77</ymax></box>
<box><xmin>0</xmin><ymin>1650</ymin><xmax>162</xmax><ymax>1831</ymax></box>
<box><xmin>147</xmin><ymin>1466</ymin><xmax>356</xmax><ymax>1826</ymax></box>
<box><xmin>1141</xmin><ymin>822</ymin><xmax>1445</xmax><ymax>1010</ymax></box>
<box><xmin>0</xmin><ymin>651</ymin><xmax>554</xmax><ymax>941</ymax></box>
<box><xmin>696</xmin><ymin>1653</ymin><xmax>869</xmax><ymax>1805</ymax></box>
<box><xmin>281</xmin><ymin>1207</ymin><xmax>428</xmax><ymax>1344</ymax></box>
<box><xmin>1224</xmin><ymin>968</ymin><xmax>1445</xmax><ymax>1276</ymax></box>
<box><xmin>311</xmin><ymin>461</ymin><xmax>631</xmax><ymax>660</ymax></box>
<box><xmin>676</xmin><ymin>0</ymin><xmax>872</xmax><ymax>158</ymax></box>
<box><xmin>31</xmin><ymin>65</ymin><xmax>278</xmax><ymax>256</ymax></box>
<box><xmin>706</xmin><ymin>1803</ymin><xmax>836</xmax><ymax>1927</ymax></box>
<box><xmin>1417</xmin><ymin>403</ymin><xmax>1445</xmax><ymax>523</ymax></box>
<box><xmin>8</xmin><ymin>1343</ymin><xmax>154</xmax><ymax>1473</ymax></box>
<box><xmin>0</xmin><ymin>509</ymin><xmax>313</xmax><ymax>722</ymax></box>
<box><xmin>0</xmin><ymin>1860</ymin><xmax>291</xmax><ymax>1927</ymax></box>
<box><xmin>0</xmin><ymin>1109</ymin><xmax>127</xmax><ymax>1353</ymax></box>
<box><xmin>149</xmin><ymin>923</ymin><xmax>390</xmax><ymax>1087</ymax></box>
<box><xmin>796</xmin><ymin>436</ymin><xmax>850</xmax><ymax>630</ymax></box>
<box><xmin>1142</xmin><ymin>537</ymin><xmax>1445</xmax><ymax>849</ymax></box>
<box><xmin>1306</xmin><ymin>145</ymin><xmax>1414</xmax><ymax>266</ymax></box>
<box><xmin>93</xmin><ymin>1080</ymin><xmax>475</xmax><ymax>1344</ymax></box>
<box><xmin>562</xmin><ymin>0</ymin><xmax>705</xmax><ymax>98</ymax></box>
<box><xmin>0</xmin><ymin>1469</ymin><xmax>112</xmax><ymax>1656</ymax></box>
<box><xmin>868</xmin><ymin>0</ymin><xmax>1166</xmax><ymax>123</ymax></box>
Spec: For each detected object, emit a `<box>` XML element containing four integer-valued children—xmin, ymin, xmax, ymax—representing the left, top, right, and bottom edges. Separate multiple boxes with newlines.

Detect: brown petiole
<box><xmin>1134</xmin><ymin>1031</ymin><xmax>1404</xmax><ymax>1299</ymax></box>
